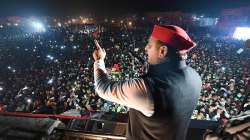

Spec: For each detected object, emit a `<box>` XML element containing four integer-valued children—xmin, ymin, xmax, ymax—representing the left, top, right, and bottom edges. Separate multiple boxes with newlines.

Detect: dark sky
<box><xmin>0</xmin><ymin>0</ymin><xmax>250</xmax><ymax>16</ymax></box>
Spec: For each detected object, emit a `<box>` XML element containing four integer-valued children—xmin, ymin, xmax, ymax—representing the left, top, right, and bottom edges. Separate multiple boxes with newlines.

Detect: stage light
<box><xmin>0</xmin><ymin>87</ymin><xmax>3</xmax><ymax>91</ymax></box>
<box><xmin>233</xmin><ymin>27</ymin><xmax>250</xmax><ymax>40</ymax></box>
<box><xmin>30</xmin><ymin>21</ymin><xmax>46</xmax><ymax>32</ymax></box>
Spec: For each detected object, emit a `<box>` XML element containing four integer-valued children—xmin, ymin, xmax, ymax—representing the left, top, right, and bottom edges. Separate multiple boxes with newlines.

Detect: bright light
<box><xmin>31</xmin><ymin>21</ymin><xmax>46</xmax><ymax>32</ymax></box>
<box><xmin>32</xmin><ymin>22</ymin><xmax>43</xmax><ymax>29</ymax></box>
<box><xmin>192</xmin><ymin>16</ymin><xmax>200</xmax><ymax>21</ymax></box>
<box><xmin>48</xmin><ymin>79</ymin><xmax>53</xmax><ymax>84</ymax></box>
<box><xmin>237</xmin><ymin>48</ymin><xmax>244</xmax><ymax>54</ymax></box>
<box><xmin>233</xmin><ymin>27</ymin><xmax>250</xmax><ymax>40</ymax></box>
<box><xmin>57</xmin><ymin>22</ymin><xmax>62</xmax><ymax>27</ymax></box>
<box><xmin>23</xmin><ymin>86</ymin><xmax>28</xmax><ymax>90</ymax></box>
<box><xmin>46</xmin><ymin>55</ymin><xmax>54</xmax><ymax>60</ymax></box>
<box><xmin>82</xmin><ymin>19</ymin><xmax>87</xmax><ymax>24</ymax></box>
<box><xmin>221</xmin><ymin>67</ymin><xmax>226</xmax><ymax>71</ymax></box>
<box><xmin>0</xmin><ymin>87</ymin><xmax>3</xmax><ymax>91</ymax></box>
<box><xmin>128</xmin><ymin>21</ymin><xmax>132</xmax><ymax>26</ymax></box>
<box><xmin>60</xmin><ymin>45</ymin><xmax>66</xmax><ymax>49</ymax></box>
<box><xmin>27</xmin><ymin>99</ymin><xmax>32</xmax><ymax>103</ymax></box>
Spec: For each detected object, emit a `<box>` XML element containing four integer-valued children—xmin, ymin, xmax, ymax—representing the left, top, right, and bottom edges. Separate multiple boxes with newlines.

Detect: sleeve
<box><xmin>94</xmin><ymin>60</ymin><xmax>154</xmax><ymax>117</ymax></box>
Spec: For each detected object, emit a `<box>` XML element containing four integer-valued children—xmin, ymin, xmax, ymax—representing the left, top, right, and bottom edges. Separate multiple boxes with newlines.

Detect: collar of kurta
<box><xmin>147</xmin><ymin>59</ymin><xmax>187</xmax><ymax>77</ymax></box>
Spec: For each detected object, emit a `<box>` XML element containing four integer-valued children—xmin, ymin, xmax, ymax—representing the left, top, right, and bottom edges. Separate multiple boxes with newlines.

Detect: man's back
<box><xmin>126</xmin><ymin>61</ymin><xmax>202</xmax><ymax>140</ymax></box>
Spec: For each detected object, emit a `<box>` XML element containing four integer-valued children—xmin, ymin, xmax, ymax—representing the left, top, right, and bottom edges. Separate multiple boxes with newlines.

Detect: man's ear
<box><xmin>159</xmin><ymin>46</ymin><xmax>168</xmax><ymax>58</ymax></box>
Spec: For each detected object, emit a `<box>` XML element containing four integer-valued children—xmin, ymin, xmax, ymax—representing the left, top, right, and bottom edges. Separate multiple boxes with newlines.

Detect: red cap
<box><xmin>151</xmin><ymin>25</ymin><xmax>196</xmax><ymax>53</ymax></box>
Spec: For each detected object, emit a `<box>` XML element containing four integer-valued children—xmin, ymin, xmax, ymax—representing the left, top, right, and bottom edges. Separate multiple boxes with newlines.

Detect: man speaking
<box><xmin>93</xmin><ymin>25</ymin><xmax>202</xmax><ymax>140</ymax></box>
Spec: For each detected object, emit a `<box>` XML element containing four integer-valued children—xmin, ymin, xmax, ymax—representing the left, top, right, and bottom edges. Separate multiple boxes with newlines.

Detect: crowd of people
<box><xmin>190</xmin><ymin>38</ymin><xmax>250</xmax><ymax>122</ymax></box>
<box><xmin>0</xmin><ymin>17</ymin><xmax>249</xmax><ymax>122</ymax></box>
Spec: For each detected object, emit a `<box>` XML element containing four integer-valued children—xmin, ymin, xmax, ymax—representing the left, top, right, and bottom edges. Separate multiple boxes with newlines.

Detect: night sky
<box><xmin>0</xmin><ymin>0</ymin><xmax>250</xmax><ymax>16</ymax></box>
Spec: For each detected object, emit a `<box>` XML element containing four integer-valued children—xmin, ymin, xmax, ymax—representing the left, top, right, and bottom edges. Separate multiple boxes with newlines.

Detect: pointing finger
<box><xmin>94</xmin><ymin>39</ymin><xmax>101</xmax><ymax>50</ymax></box>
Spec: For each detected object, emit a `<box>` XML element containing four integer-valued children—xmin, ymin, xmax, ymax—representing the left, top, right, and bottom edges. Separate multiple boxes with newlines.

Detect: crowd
<box><xmin>0</xmin><ymin>22</ymin><xmax>147</xmax><ymax>115</ymax></box>
<box><xmin>0</xmin><ymin>18</ymin><xmax>249</xmax><ymax>122</ymax></box>
<box><xmin>190</xmin><ymin>38</ymin><xmax>250</xmax><ymax>122</ymax></box>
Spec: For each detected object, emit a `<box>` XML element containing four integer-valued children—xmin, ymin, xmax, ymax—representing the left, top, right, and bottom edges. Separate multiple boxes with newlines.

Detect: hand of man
<box><xmin>93</xmin><ymin>40</ymin><xmax>106</xmax><ymax>61</ymax></box>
